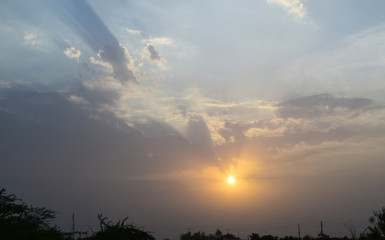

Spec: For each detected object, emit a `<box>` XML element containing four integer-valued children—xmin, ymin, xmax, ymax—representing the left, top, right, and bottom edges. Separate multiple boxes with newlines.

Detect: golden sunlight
<box><xmin>227</xmin><ymin>176</ymin><xmax>235</xmax><ymax>184</ymax></box>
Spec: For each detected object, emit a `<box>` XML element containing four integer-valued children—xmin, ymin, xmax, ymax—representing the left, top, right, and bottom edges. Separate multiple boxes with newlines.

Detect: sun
<box><xmin>227</xmin><ymin>176</ymin><xmax>235</xmax><ymax>184</ymax></box>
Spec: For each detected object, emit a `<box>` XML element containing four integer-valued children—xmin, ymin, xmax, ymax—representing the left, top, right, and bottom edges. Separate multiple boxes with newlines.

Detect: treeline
<box><xmin>0</xmin><ymin>188</ymin><xmax>153</xmax><ymax>240</ymax></box>
<box><xmin>1</xmin><ymin>188</ymin><xmax>384</xmax><ymax>240</ymax></box>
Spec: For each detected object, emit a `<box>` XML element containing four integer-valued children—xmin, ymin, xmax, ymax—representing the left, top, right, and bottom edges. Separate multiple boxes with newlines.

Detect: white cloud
<box><xmin>143</xmin><ymin>37</ymin><xmax>173</xmax><ymax>45</ymax></box>
<box><xmin>110</xmin><ymin>86</ymin><xmax>279</xmax><ymax>145</ymax></box>
<box><xmin>63</xmin><ymin>47</ymin><xmax>81</xmax><ymax>62</ymax></box>
<box><xmin>89</xmin><ymin>55</ymin><xmax>112</xmax><ymax>71</ymax></box>
<box><xmin>68</xmin><ymin>95</ymin><xmax>89</xmax><ymax>105</ymax></box>
<box><xmin>267</xmin><ymin>0</ymin><xmax>307</xmax><ymax>18</ymax></box>
<box><xmin>126</xmin><ymin>28</ymin><xmax>142</xmax><ymax>35</ymax></box>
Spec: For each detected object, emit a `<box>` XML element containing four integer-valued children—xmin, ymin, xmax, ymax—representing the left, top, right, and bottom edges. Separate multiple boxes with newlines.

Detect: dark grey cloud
<box><xmin>147</xmin><ymin>44</ymin><xmax>161</xmax><ymax>60</ymax></box>
<box><xmin>55</xmin><ymin>0</ymin><xmax>136</xmax><ymax>83</ymax></box>
<box><xmin>276</xmin><ymin>94</ymin><xmax>373</xmax><ymax>119</ymax></box>
<box><xmin>98</xmin><ymin>43</ymin><xmax>136</xmax><ymax>83</ymax></box>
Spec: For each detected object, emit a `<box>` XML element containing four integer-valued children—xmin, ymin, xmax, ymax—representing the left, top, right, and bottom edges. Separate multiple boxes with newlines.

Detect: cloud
<box><xmin>147</xmin><ymin>45</ymin><xmax>161</xmax><ymax>61</ymax></box>
<box><xmin>63</xmin><ymin>47</ymin><xmax>81</xmax><ymax>62</ymax></box>
<box><xmin>126</xmin><ymin>28</ymin><xmax>142</xmax><ymax>35</ymax></box>
<box><xmin>272</xmin><ymin>24</ymin><xmax>385</xmax><ymax>99</ymax></box>
<box><xmin>58</xmin><ymin>0</ymin><xmax>137</xmax><ymax>83</ymax></box>
<box><xmin>267</xmin><ymin>0</ymin><xmax>307</xmax><ymax>18</ymax></box>
<box><xmin>143</xmin><ymin>37</ymin><xmax>173</xmax><ymax>45</ymax></box>
<box><xmin>68</xmin><ymin>95</ymin><xmax>89</xmax><ymax>105</ymax></box>
<box><xmin>142</xmin><ymin>44</ymin><xmax>167</xmax><ymax>68</ymax></box>
<box><xmin>211</xmin><ymin>93</ymin><xmax>385</xmax><ymax>154</ymax></box>
<box><xmin>276</xmin><ymin>94</ymin><xmax>374</xmax><ymax>119</ymax></box>
<box><xmin>110</xmin><ymin>87</ymin><xmax>278</xmax><ymax>146</ymax></box>
<box><xmin>2</xmin><ymin>88</ymin><xmax>385</xmax><ymax>237</ymax></box>
<box><xmin>23</xmin><ymin>32</ymin><xmax>40</xmax><ymax>46</ymax></box>
<box><xmin>98</xmin><ymin>43</ymin><xmax>137</xmax><ymax>83</ymax></box>
<box><xmin>86</xmin><ymin>43</ymin><xmax>138</xmax><ymax>85</ymax></box>
<box><xmin>0</xmin><ymin>81</ymin><xmax>11</xmax><ymax>89</ymax></box>
<box><xmin>89</xmin><ymin>55</ymin><xmax>113</xmax><ymax>72</ymax></box>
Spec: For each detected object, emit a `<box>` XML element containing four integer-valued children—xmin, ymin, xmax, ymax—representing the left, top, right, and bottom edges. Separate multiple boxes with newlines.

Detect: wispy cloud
<box><xmin>272</xmin><ymin>24</ymin><xmax>385</xmax><ymax>99</ymax></box>
<box><xmin>23</xmin><ymin>32</ymin><xmax>41</xmax><ymax>46</ymax></box>
<box><xmin>267</xmin><ymin>0</ymin><xmax>307</xmax><ymax>18</ymax></box>
<box><xmin>0</xmin><ymin>81</ymin><xmax>11</xmax><ymax>88</ymax></box>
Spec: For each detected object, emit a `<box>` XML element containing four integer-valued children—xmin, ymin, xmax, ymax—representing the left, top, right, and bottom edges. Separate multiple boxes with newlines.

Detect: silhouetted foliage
<box><xmin>222</xmin><ymin>233</ymin><xmax>238</xmax><ymax>240</ymax></box>
<box><xmin>87</xmin><ymin>214</ymin><xmax>155</xmax><ymax>240</ymax></box>
<box><xmin>181</xmin><ymin>231</ymin><xmax>209</xmax><ymax>240</ymax></box>
<box><xmin>302</xmin><ymin>235</ymin><xmax>314</xmax><ymax>240</ymax></box>
<box><xmin>2</xmin><ymin>187</ymin><xmax>385</xmax><ymax>240</ymax></box>
<box><xmin>0</xmin><ymin>188</ymin><xmax>68</xmax><ymax>240</ymax></box>
<box><xmin>363</xmin><ymin>207</ymin><xmax>385</xmax><ymax>239</ymax></box>
<box><xmin>319</xmin><ymin>232</ymin><xmax>330</xmax><ymax>239</ymax></box>
<box><xmin>260</xmin><ymin>235</ymin><xmax>278</xmax><ymax>240</ymax></box>
<box><xmin>180</xmin><ymin>230</ymin><xmax>240</xmax><ymax>240</ymax></box>
<box><xmin>280</xmin><ymin>236</ymin><xmax>299</xmax><ymax>240</ymax></box>
<box><xmin>216</xmin><ymin>229</ymin><xmax>223</xmax><ymax>238</ymax></box>
<box><xmin>344</xmin><ymin>220</ymin><xmax>358</xmax><ymax>240</ymax></box>
<box><xmin>250</xmin><ymin>233</ymin><xmax>262</xmax><ymax>240</ymax></box>
<box><xmin>251</xmin><ymin>233</ymin><xmax>301</xmax><ymax>240</ymax></box>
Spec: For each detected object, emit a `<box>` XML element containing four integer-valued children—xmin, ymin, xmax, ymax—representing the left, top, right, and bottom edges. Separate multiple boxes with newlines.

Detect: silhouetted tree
<box><xmin>260</xmin><ymin>234</ymin><xmax>278</xmax><ymax>240</ymax></box>
<box><xmin>194</xmin><ymin>231</ymin><xmax>209</xmax><ymax>240</ymax></box>
<box><xmin>364</xmin><ymin>207</ymin><xmax>385</xmax><ymax>239</ymax></box>
<box><xmin>181</xmin><ymin>231</ymin><xmax>193</xmax><ymax>240</ymax></box>
<box><xmin>223</xmin><ymin>233</ymin><xmax>239</xmax><ymax>240</ymax></box>
<box><xmin>216</xmin><ymin>229</ymin><xmax>223</xmax><ymax>239</ymax></box>
<box><xmin>0</xmin><ymin>188</ymin><xmax>68</xmax><ymax>240</ymax></box>
<box><xmin>87</xmin><ymin>214</ymin><xmax>155</xmax><ymax>240</ymax></box>
<box><xmin>181</xmin><ymin>231</ymin><xmax>206</xmax><ymax>240</ymax></box>
<box><xmin>302</xmin><ymin>235</ymin><xmax>314</xmax><ymax>240</ymax></box>
<box><xmin>250</xmin><ymin>233</ymin><xmax>261</xmax><ymax>240</ymax></box>
<box><xmin>280</xmin><ymin>236</ymin><xmax>299</xmax><ymax>240</ymax></box>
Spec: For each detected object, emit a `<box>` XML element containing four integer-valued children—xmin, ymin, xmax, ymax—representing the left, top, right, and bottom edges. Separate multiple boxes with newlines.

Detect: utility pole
<box><xmin>318</xmin><ymin>221</ymin><xmax>329</xmax><ymax>239</ymax></box>
<box><xmin>72</xmin><ymin>213</ymin><xmax>75</xmax><ymax>234</ymax></box>
<box><xmin>298</xmin><ymin>224</ymin><xmax>301</xmax><ymax>239</ymax></box>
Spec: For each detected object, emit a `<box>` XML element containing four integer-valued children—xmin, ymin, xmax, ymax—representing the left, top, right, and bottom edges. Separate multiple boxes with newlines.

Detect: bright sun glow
<box><xmin>228</xmin><ymin>177</ymin><xmax>235</xmax><ymax>184</ymax></box>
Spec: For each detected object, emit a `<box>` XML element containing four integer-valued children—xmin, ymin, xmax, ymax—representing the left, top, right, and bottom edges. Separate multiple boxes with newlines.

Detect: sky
<box><xmin>1</xmin><ymin>0</ymin><xmax>385</xmax><ymax>239</ymax></box>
